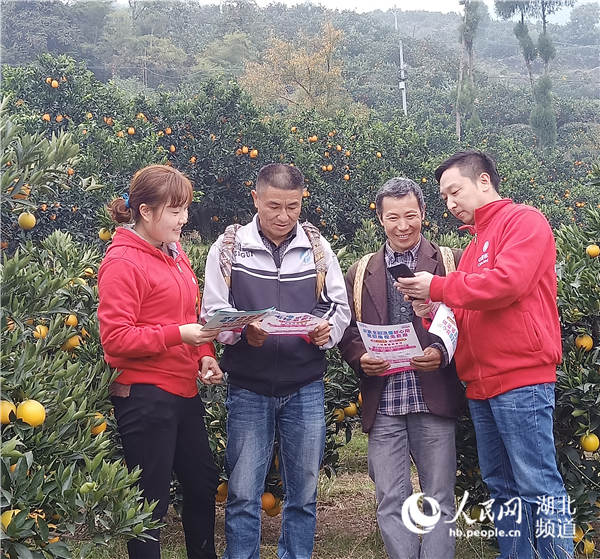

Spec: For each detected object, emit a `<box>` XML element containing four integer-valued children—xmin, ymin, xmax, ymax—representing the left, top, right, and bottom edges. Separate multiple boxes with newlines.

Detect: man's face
<box><xmin>252</xmin><ymin>185</ymin><xmax>303</xmax><ymax>245</ymax></box>
<box><xmin>439</xmin><ymin>165</ymin><xmax>488</xmax><ymax>225</ymax></box>
<box><xmin>378</xmin><ymin>193</ymin><xmax>423</xmax><ymax>253</ymax></box>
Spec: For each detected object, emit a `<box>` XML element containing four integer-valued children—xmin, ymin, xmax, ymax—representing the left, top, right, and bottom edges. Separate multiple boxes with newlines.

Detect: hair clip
<box><xmin>122</xmin><ymin>193</ymin><xmax>130</xmax><ymax>209</ymax></box>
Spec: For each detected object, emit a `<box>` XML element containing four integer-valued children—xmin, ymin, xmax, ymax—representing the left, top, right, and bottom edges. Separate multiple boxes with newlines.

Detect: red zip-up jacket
<box><xmin>98</xmin><ymin>227</ymin><xmax>215</xmax><ymax>398</ymax></box>
<box><xmin>429</xmin><ymin>199</ymin><xmax>561</xmax><ymax>400</ymax></box>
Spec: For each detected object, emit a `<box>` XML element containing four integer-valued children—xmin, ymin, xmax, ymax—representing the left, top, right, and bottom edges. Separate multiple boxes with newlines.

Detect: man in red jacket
<box><xmin>395</xmin><ymin>151</ymin><xmax>573</xmax><ymax>559</ymax></box>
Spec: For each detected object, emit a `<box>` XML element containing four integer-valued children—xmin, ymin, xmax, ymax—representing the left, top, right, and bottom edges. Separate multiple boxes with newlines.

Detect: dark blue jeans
<box><xmin>469</xmin><ymin>383</ymin><xmax>574</xmax><ymax>559</ymax></box>
<box><xmin>112</xmin><ymin>384</ymin><xmax>218</xmax><ymax>559</ymax></box>
<box><xmin>223</xmin><ymin>380</ymin><xmax>326</xmax><ymax>559</ymax></box>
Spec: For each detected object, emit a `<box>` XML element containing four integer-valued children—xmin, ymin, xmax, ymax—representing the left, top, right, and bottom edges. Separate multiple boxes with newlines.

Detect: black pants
<box><xmin>112</xmin><ymin>384</ymin><xmax>218</xmax><ymax>559</ymax></box>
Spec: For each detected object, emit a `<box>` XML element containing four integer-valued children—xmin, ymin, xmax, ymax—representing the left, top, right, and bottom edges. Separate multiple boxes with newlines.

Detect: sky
<box><xmin>111</xmin><ymin>0</ymin><xmax>594</xmax><ymax>23</ymax></box>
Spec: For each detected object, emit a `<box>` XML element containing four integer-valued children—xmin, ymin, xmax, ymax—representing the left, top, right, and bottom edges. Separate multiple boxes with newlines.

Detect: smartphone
<box><xmin>387</xmin><ymin>263</ymin><xmax>415</xmax><ymax>279</ymax></box>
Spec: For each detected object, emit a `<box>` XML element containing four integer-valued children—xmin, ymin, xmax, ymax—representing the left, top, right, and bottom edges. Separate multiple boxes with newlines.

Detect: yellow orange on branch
<box><xmin>16</xmin><ymin>399</ymin><xmax>46</xmax><ymax>427</ymax></box>
<box><xmin>1</xmin><ymin>401</ymin><xmax>17</xmax><ymax>424</ymax></box>
<box><xmin>575</xmin><ymin>334</ymin><xmax>593</xmax><ymax>352</ymax></box>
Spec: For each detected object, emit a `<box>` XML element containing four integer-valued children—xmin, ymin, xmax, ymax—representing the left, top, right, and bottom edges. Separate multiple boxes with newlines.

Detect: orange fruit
<box><xmin>215</xmin><ymin>481</ymin><xmax>228</xmax><ymax>502</ymax></box>
<box><xmin>357</xmin><ymin>392</ymin><xmax>362</xmax><ymax>407</ymax></box>
<box><xmin>291</xmin><ymin>126</ymin><xmax>297</xmax><ymax>132</ymax></box>
<box><xmin>575</xmin><ymin>334</ymin><xmax>593</xmax><ymax>351</ymax></box>
<box><xmin>45</xmin><ymin>77</ymin><xmax>52</xmax><ymax>84</ymax></box>
<box><xmin>61</xmin><ymin>334</ymin><xmax>81</xmax><ymax>351</ymax></box>
<box><xmin>333</xmin><ymin>408</ymin><xmax>345</xmax><ymax>423</ymax></box>
<box><xmin>1</xmin><ymin>401</ymin><xmax>17</xmax><ymax>424</ymax></box>
<box><xmin>55</xmin><ymin>114</ymin><xmax>63</xmax><ymax>123</ymax></box>
<box><xmin>33</xmin><ymin>324</ymin><xmax>49</xmax><ymax>339</ymax></box>
<box><xmin>261</xmin><ymin>492</ymin><xmax>276</xmax><ymax>511</ymax></box>
<box><xmin>242</xmin><ymin>146</ymin><xmax>249</xmax><ymax>154</ymax></box>
<box><xmin>250</xmin><ymin>149</ymin><xmax>258</xmax><ymax>159</ymax></box>
<box><xmin>16</xmin><ymin>399</ymin><xmax>46</xmax><ymax>427</ymax></box>
<box><xmin>99</xmin><ymin>228</ymin><xmax>112</xmax><ymax>241</ymax></box>
<box><xmin>127</xmin><ymin>127</ymin><xmax>135</xmax><ymax>135</ymax></box>
<box><xmin>189</xmin><ymin>156</ymin><xmax>196</xmax><ymax>164</ymax></box>
<box><xmin>582</xmin><ymin>539</ymin><xmax>595</xmax><ymax>556</ymax></box>
<box><xmin>91</xmin><ymin>412</ymin><xmax>107</xmax><ymax>435</ymax></box>
<box><xmin>18</xmin><ymin>211</ymin><xmax>36</xmax><ymax>230</ymax></box>
<box><xmin>326</xmin><ymin>164</ymin><xmax>333</xmax><ymax>171</ymax></box>
<box><xmin>169</xmin><ymin>145</ymin><xmax>176</xmax><ymax>153</ymax></box>
<box><xmin>265</xmin><ymin>501</ymin><xmax>282</xmax><ymax>516</ymax></box>
<box><xmin>376</xmin><ymin>151</ymin><xmax>382</xmax><ymax>158</ymax></box>
<box><xmin>581</xmin><ymin>433</ymin><xmax>599</xmax><ymax>452</ymax></box>
<box><xmin>369</xmin><ymin>202</ymin><xmax>376</xmax><ymax>210</ymax></box>
<box><xmin>51</xmin><ymin>79</ymin><xmax>59</xmax><ymax>88</ymax></box>
<box><xmin>586</xmin><ymin>244</ymin><xmax>599</xmax><ymax>258</ymax></box>
<box><xmin>64</xmin><ymin>314</ymin><xmax>78</xmax><ymax>327</ymax></box>
<box><xmin>1</xmin><ymin>509</ymin><xmax>21</xmax><ymax>529</ymax></box>
<box><xmin>343</xmin><ymin>402</ymin><xmax>358</xmax><ymax>417</ymax></box>
<box><xmin>67</xmin><ymin>167</ymin><xmax>74</xmax><ymax>176</ymax></box>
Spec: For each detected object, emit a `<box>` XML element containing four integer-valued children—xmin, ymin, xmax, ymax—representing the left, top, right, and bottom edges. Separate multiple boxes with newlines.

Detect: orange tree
<box><xmin>554</xmin><ymin>200</ymin><xmax>600</xmax><ymax>552</ymax></box>
<box><xmin>0</xmin><ymin>232</ymin><xmax>158</xmax><ymax>558</ymax></box>
<box><xmin>2</xmin><ymin>53</ymin><xmax>599</xmax><ymax>538</ymax></box>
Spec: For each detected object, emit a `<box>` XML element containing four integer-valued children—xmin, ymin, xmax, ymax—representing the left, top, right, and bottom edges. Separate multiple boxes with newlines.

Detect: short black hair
<box><xmin>434</xmin><ymin>150</ymin><xmax>501</xmax><ymax>191</ymax></box>
<box><xmin>375</xmin><ymin>177</ymin><xmax>425</xmax><ymax>215</ymax></box>
<box><xmin>256</xmin><ymin>163</ymin><xmax>304</xmax><ymax>191</ymax></box>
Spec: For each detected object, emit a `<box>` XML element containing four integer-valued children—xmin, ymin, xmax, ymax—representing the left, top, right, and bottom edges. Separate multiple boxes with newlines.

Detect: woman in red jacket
<box><xmin>98</xmin><ymin>164</ymin><xmax>222</xmax><ymax>559</ymax></box>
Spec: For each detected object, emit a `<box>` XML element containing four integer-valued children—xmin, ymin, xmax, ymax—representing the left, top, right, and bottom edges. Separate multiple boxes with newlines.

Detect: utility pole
<box><xmin>393</xmin><ymin>8</ymin><xmax>408</xmax><ymax>116</ymax></box>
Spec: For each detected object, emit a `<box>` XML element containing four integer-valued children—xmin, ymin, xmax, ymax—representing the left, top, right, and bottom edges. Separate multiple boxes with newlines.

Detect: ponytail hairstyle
<box><xmin>107</xmin><ymin>164</ymin><xmax>194</xmax><ymax>224</ymax></box>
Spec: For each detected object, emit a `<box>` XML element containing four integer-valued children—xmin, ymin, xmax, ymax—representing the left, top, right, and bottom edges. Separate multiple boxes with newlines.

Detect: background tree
<box><xmin>241</xmin><ymin>23</ymin><xmax>352</xmax><ymax>113</ymax></box>
<box><xmin>494</xmin><ymin>0</ymin><xmax>539</xmax><ymax>92</ymax></box>
<box><xmin>456</xmin><ymin>0</ymin><xmax>484</xmax><ymax>141</ymax></box>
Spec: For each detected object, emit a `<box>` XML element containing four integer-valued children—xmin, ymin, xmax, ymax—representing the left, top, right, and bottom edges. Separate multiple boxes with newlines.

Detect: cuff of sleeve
<box><xmin>199</xmin><ymin>342</ymin><xmax>216</xmax><ymax>359</ymax></box>
<box><xmin>430</xmin><ymin>342</ymin><xmax>449</xmax><ymax>368</ymax></box>
<box><xmin>163</xmin><ymin>324</ymin><xmax>182</xmax><ymax>347</ymax></box>
<box><xmin>430</xmin><ymin>275</ymin><xmax>445</xmax><ymax>302</ymax></box>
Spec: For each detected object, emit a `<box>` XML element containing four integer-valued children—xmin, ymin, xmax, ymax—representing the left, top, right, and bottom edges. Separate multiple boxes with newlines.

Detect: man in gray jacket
<box><xmin>201</xmin><ymin>163</ymin><xmax>350</xmax><ymax>559</ymax></box>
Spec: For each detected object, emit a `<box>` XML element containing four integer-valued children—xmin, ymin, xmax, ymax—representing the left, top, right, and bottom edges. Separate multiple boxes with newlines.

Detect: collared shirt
<box><xmin>378</xmin><ymin>238</ymin><xmax>429</xmax><ymax>416</ymax></box>
<box><xmin>257</xmin><ymin>221</ymin><xmax>297</xmax><ymax>268</ymax></box>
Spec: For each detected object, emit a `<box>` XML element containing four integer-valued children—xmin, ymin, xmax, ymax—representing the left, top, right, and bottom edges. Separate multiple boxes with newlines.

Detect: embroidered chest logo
<box><xmin>301</xmin><ymin>248</ymin><xmax>312</xmax><ymax>264</ymax></box>
<box><xmin>478</xmin><ymin>240</ymin><xmax>490</xmax><ymax>267</ymax></box>
<box><xmin>233</xmin><ymin>247</ymin><xmax>253</xmax><ymax>258</ymax></box>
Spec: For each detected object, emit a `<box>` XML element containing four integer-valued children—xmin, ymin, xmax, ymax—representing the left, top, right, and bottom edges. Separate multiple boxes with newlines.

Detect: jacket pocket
<box><xmin>523</xmin><ymin>311</ymin><xmax>542</xmax><ymax>352</ymax></box>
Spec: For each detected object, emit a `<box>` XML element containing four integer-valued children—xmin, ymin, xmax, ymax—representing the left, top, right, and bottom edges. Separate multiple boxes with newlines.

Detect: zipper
<box><xmin>274</xmin><ymin>261</ymin><xmax>281</xmax><ymax>395</ymax></box>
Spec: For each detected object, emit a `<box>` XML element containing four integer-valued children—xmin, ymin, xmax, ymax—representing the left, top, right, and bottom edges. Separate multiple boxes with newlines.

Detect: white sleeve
<box><xmin>316</xmin><ymin>237</ymin><xmax>351</xmax><ymax>349</ymax></box>
<box><xmin>200</xmin><ymin>237</ymin><xmax>241</xmax><ymax>345</ymax></box>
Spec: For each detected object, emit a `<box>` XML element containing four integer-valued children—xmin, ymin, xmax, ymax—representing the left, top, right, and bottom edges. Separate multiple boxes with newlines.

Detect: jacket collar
<box><xmin>459</xmin><ymin>198</ymin><xmax>513</xmax><ymax>235</ymax></box>
<box><xmin>362</xmin><ymin>236</ymin><xmax>439</xmax><ymax>324</ymax></box>
<box><xmin>238</xmin><ymin>215</ymin><xmax>311</xmax><ymax>252</ymax></box>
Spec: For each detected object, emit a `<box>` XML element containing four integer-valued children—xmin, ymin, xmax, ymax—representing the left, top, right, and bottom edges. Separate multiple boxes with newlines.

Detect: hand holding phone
<box><xmin>388</xmin><ymin>263</ymin><xmax>416</xmax><ymax>300</ymax></box>
<box><xmin>387</xmin><ymin>263</ymin><xmax>415</xmax><ymax>279</ymax></box>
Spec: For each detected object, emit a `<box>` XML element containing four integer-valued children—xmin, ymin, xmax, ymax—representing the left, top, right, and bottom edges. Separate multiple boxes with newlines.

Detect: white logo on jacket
<box><xmin>478</xmin><ymin>240</ymin><xmax>490</xmax><ymax>267</ymax></box>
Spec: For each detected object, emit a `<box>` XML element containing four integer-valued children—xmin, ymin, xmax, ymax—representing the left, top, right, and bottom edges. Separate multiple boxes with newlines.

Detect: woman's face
<box><xmin>139</xmin><ymin>203</ymin><xmax>189</xmax><ymax>246</ymax></box>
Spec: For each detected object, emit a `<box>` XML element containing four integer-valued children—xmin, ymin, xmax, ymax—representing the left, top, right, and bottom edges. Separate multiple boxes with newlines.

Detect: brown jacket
<box><xmin>338</xmin><ymin>238</ymin><xmax>465</xmax><ymax>433</ymax></box>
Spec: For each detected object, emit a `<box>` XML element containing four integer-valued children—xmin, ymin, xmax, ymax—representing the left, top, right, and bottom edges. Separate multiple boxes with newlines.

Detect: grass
<box><xmin>75</xmin><ymin>429</ymin><xmax>502</xmax><ymax>559</ymax></box>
